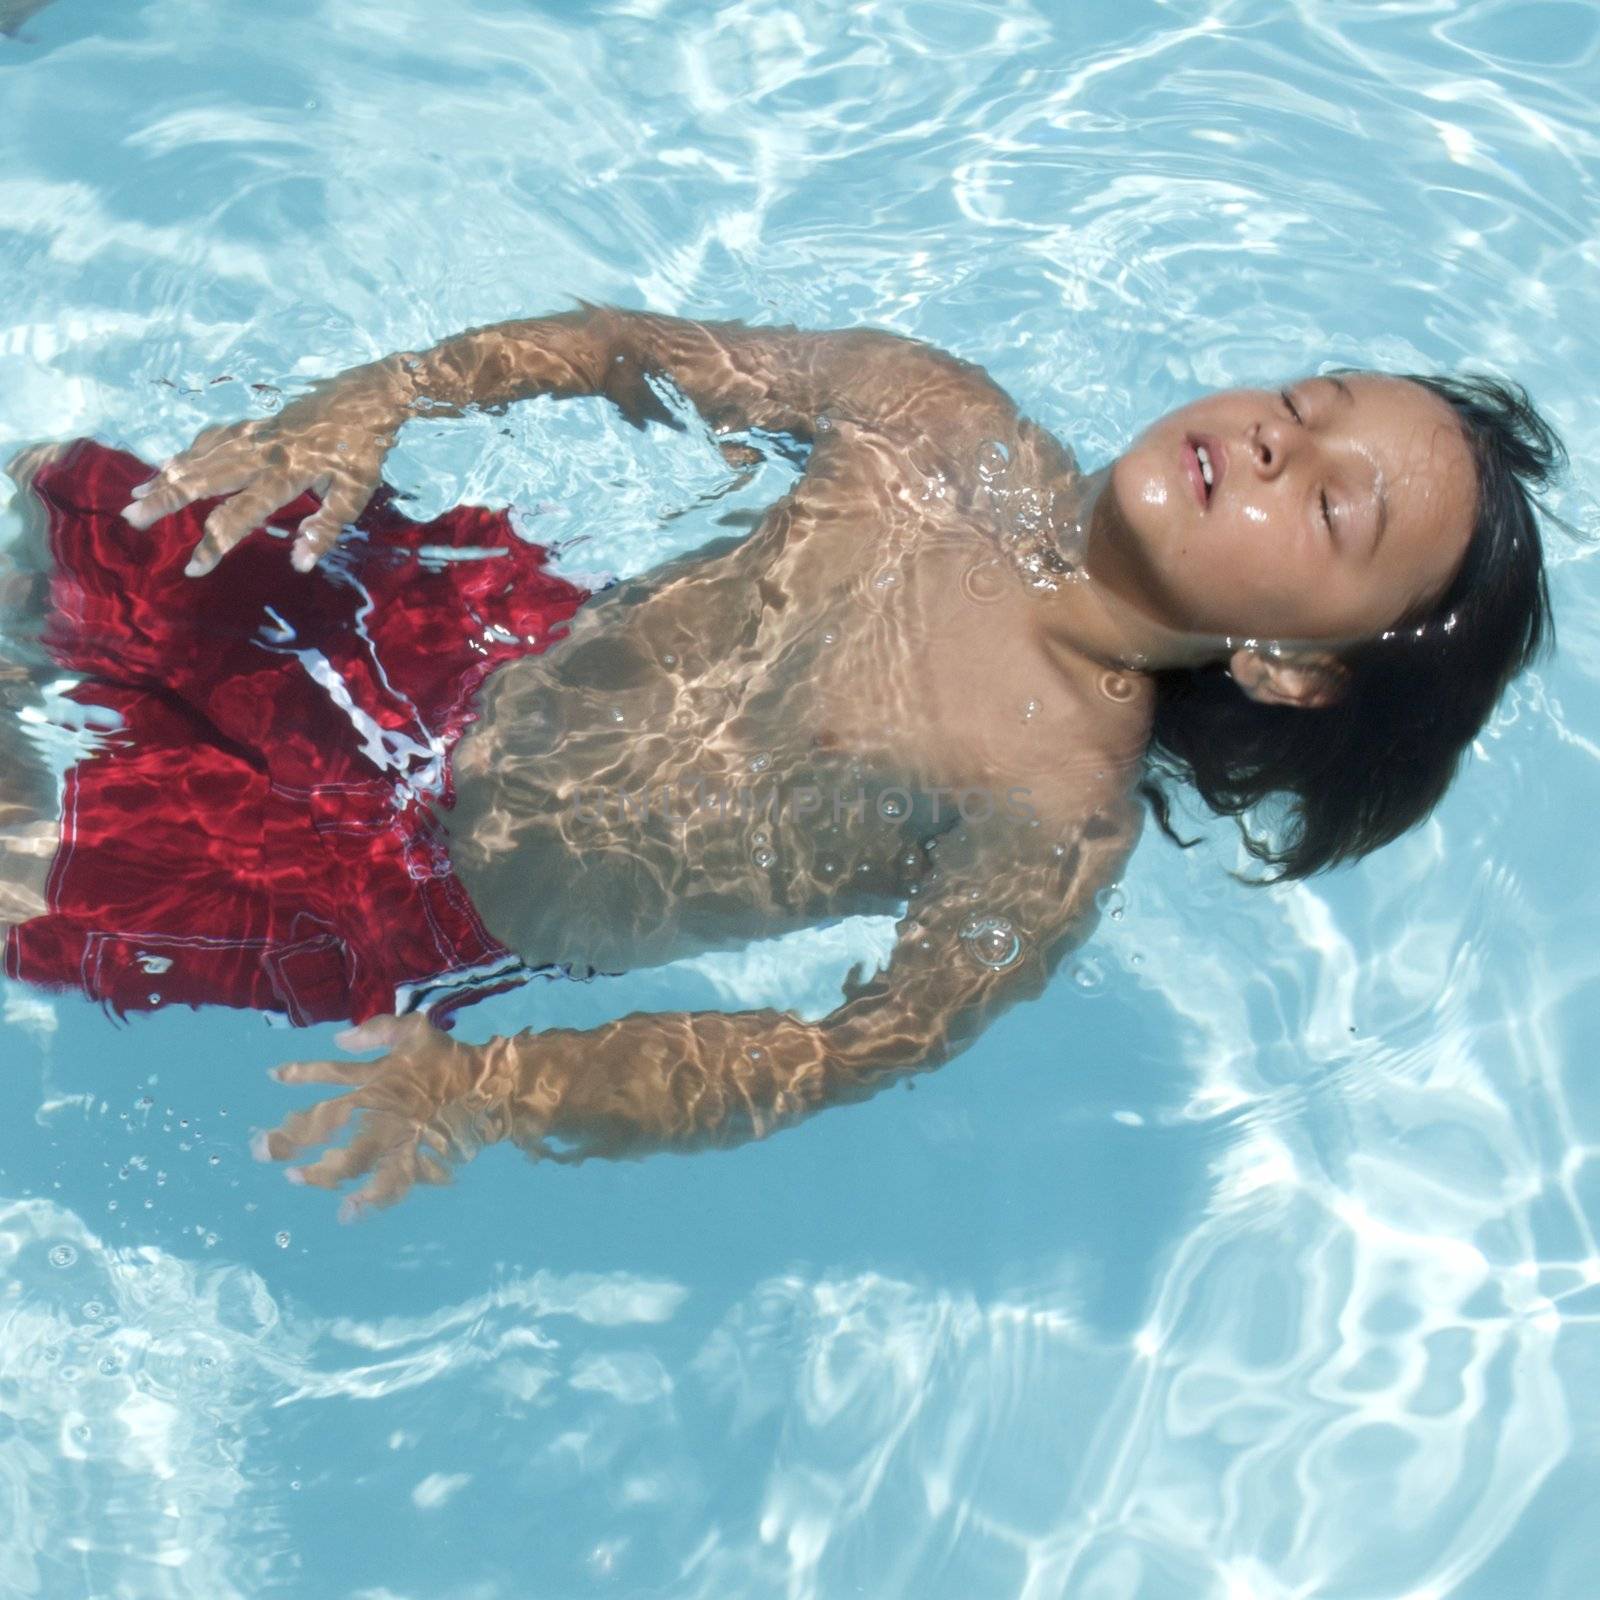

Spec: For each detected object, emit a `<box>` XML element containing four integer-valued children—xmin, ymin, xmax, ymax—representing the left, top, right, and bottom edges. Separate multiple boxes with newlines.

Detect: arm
<box><xmin>124</xmin><ymin>304</ymin><xmax>1029</xmax><ymax>575</ymax></box>
<box><xmin>400</xmin><ymin>303</ymin><xmax>1027</xmax><ymax>446</ymax></box>
<box><xmin>259</xmin><ymin>799</ymin><xmax>1140</xmax><ymax>1215</ymax></box>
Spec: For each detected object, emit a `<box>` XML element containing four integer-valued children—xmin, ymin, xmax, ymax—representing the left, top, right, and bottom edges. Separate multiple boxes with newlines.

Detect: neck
<box><xmin>1030</xmin><ymin>464</ymin><xmax>1227</xmax><ymax>679</ymax></box>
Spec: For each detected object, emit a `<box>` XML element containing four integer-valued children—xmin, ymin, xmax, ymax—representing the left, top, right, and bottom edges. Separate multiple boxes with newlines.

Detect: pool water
<box><xmin>3</xmin><ymin>2</ymin><xmax>1599</xmax><ymax>1596</ymax></box>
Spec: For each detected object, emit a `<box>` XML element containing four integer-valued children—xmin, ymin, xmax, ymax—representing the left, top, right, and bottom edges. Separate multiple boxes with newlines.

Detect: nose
<box><xmin>1249</xmin><ymin>417</ymin><xmax>1298</xmax><ymax>479</ymax></box>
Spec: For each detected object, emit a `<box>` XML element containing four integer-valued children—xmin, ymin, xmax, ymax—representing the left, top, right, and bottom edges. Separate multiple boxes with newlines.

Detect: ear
<box><xmin>1227</xmin><ymin>646</ymin><xmax>1349</xmax><ymax>709</ymax></box>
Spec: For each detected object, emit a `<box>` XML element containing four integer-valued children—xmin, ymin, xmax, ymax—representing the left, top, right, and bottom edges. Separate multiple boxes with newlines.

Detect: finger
<box><xmin>272</xmin><ymin>1055</ymin><xmax>386</xmax><ymax>1087</ymax></box>
<box><xmin>123</xmin><ymin>457</ymin><xmax>257</xmax><ymax>531</ymax></box>
<box><xmin>186</xmin><ymin>475</ymin><xmax>312</xmax><ymax>577</ymax></box>
<box><xmin>338</xmin><ymin>1145</ymin><xmax>453</xmax><ymax>1224</ymax></box>
<box><xmin>125</xmin><ymin>428</ymin><xmax>237</xmax><ymax>502</ymax></box>
<box><xmin>290</xmin><ymin>474</ymin><xmax>376</xmax><ymax>573</ymax></box>
<box><xmin>288</xmin><ymin>1110</ymin><xmax>412</xmax><ymax>1190</ymax></box>
<box><xmin>250</xmin><ymin>1092</ymin><xmax>362</xmax><ymax>1162</ymax></box>
<box><xmin>334</xmin><ymin>1014</ymin><xmax>406</xmax><ymax>1052</ymax></box>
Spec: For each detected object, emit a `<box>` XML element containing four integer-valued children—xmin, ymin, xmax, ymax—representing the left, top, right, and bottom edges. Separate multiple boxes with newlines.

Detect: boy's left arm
<box><xmin>259</xmin><ymin>800</ymin><xmax>1140</xmax><ymax>1217</ymax></box>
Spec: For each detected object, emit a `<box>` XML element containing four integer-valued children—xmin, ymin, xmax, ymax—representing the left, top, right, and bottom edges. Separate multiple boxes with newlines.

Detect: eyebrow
<box><xmin>1318</xmin><ymin>374</ymin><xmax>1388</xmax><ymax>552</ymax></box>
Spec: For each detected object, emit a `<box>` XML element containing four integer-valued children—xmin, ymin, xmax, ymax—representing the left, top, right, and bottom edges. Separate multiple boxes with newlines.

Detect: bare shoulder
<box><xmin>836</xmin><ymin>331</ymin><xmax>1068</xmax><ymax>465</ymax></box>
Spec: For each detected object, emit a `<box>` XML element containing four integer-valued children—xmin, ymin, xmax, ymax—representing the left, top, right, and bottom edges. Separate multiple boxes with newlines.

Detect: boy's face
<box><xmin>1091</xmin><ymin>373</ymin><xmax>1477</xmax><ymax>644</ymax></box>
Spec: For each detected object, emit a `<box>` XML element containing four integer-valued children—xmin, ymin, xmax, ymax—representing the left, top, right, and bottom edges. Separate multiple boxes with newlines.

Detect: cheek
<box><xmin>1115</xmin><ymin>445</ymin><xmax>1174</xmax><ymax>520</ymax></box>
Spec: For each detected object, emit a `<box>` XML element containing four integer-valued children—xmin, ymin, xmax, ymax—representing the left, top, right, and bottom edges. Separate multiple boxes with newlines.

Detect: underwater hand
<box><xmin>120</xmin><ymin>355</ymin><xmax>418</xmax><ymax>578</ymax></box>
<box><xmin>254</xmin><ymin>1013</ymin><xmax>521</xmax><ymax>1221</ymax></box>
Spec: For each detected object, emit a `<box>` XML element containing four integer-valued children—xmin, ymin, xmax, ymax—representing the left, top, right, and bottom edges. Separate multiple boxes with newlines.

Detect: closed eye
<box><xmin>1279</xmin><ymin>388</ymin><xmax>1304</xmax><ymax>424</ymax></box>
<box><xmin>1320</xmin><ymin>490</ymin><xmax>1335</xmax><ymax>536</ymax></box>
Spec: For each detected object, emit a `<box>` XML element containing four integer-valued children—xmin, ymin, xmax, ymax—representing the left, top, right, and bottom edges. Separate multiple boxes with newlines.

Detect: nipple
<box><xmin>960</xmin><ymin>558</ymin><xmax>1009</xmax><ymax>606</ymax></box>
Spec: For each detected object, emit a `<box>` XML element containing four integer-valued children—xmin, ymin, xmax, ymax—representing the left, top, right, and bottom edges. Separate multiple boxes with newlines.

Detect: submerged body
<box><xmin>1</xmin><ymin>304</ymin><xmax>1516</xmax><ymax>1214</ymax></box>
<box><xmin>446</xmin><ymin>422</ymin><xmax>1146</xmax><ymax>977</ymax></box>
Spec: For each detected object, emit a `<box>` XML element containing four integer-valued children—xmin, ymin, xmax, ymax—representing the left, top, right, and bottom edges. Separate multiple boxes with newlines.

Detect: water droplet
<box><xmin>662</xmin><ymin>653</ymin><xmax>677</xmax><ymax>666</ymax></box>
<box><xmin>609</xmin><ymin>707</ymin><xmax>624</xmax><ymax>723</ymax></box>
<box><xmin>960</xmin><ymin>916</ymin><xmax>1023</xmax><ymax>970</ymax></box>
<box><xmin>753</xmin><ymin>831</ymin><xmax>768</xmax><ymax>846</ymax></box>
<box><xmin>1021</xmin><ymin>697</ymin><xmax>1040</xmax><ymax>723</ymax></box>
<box><xmin>208</xmin><ymin>1154</ymin><xmax>221</xmax><ymax>1166</ymax></box>
<box><xmin>275</xmin><ymin>1231</ymin><xmax>291</xmax><ymax>1249</ymax></box>
<box><xmin>815</xmin><ymin>415</ymin><xmax>832</xmax><ymax>433</ymax></box>
<box><xmin>1072</xmin><ymin>960</ymin><xmax>1104</xmax><ymax>992</ymax></box>
<box><xmin>821</xmin><ymin>631</ymin><xmax>837</xmax><ymax>645</ymax></box>
<box><xmin>48</xmin><ymin>1245</ymin><xmax>77</xmax><ymax>1268</ymax></box>
<box><xmin>819</xmin><ymin>858</ymin><xmax>839</xmax><ymax>876</ymax></box>
<box><xmin>879</xmin><ymin>794</ymin><xmax>906</xmax><ymax>818</ymax></box>
<box><xmin>753</xmin><ymin>848</ymin><xmax>776</xmax><ymax>868</ymax></box>
<box><xmin>748</xmin><ymin>752</ymin><xmax>771</xmax><ymax>773</ymax></box>
<box><xmin>81</xmin><ymin>1300</ymin><xmax>105</xmax><ymax>1320</ymax></box>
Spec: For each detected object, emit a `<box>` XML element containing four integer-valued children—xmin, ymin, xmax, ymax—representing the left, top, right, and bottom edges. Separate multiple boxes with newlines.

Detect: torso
<box><xmin>446</xmin><ymin>417</ymin><xmax>1153</xmax><ymax>973</ymax></box>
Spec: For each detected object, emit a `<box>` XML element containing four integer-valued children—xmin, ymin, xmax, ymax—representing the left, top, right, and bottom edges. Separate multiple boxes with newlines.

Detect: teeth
<box><xmin>1196</xmin><ymin>443</ymin><xmax>1214</xmax><ymax>488</ymax></box>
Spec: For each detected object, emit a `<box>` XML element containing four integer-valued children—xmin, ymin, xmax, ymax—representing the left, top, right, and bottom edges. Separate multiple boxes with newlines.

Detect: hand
<box><xmin>253</xmin><ymin>1013</ymin><xmax>518</xmax><ymax>1221</ymax></box>
<box><xmin>121</xmin><ymin>355</ymin><xmax>419</xmax><ymax>577</ymax></box>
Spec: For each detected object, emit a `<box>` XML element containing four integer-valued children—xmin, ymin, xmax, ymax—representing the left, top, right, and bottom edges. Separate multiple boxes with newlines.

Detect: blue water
<box><xmin>3</xmin><ymin>1</ymin><xmax>1599</xmax><ymax>1596</ymax></box>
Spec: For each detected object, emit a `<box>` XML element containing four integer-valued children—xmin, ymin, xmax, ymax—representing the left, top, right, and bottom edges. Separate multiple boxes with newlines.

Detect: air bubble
<box><xmin>275</xmin><ymin>1231</ymin><xmax>291</xmax><ymax>1249</ymax></box>
<box><xmin>48</xmin><ymin>1245</ymin><xmax>77</xmax><ymax>1268</ymax></box>
<box><xmin>960</xmin><ymin>916</ymin><xmax>1023</xmax><ymax>970</ymax></box>
<box><xmin>1095</xmin><ymin>886</ymin><xmax>1126</xmax><ymax>920</ymax></box>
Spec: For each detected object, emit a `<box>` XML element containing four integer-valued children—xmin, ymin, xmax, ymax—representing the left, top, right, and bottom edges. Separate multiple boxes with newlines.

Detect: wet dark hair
<box><xmin>1141</xmin><ymin>371</ymin><xmax>1564</xmax><ymax>881</ymax></box>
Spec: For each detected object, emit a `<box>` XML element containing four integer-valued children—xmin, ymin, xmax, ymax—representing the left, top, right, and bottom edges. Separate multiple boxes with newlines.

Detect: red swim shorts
<box><xmin>3</xmin><ymin>438</ymin><xmax>594</xmax><ymax>1026</ymax></box>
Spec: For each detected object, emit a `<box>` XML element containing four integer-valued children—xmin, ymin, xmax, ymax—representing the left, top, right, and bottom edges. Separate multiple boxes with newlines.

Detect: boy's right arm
<box><xmin>123</xmin><ymin>305</ymin><xmax>1029</xmax><ymax>578</ymax></box>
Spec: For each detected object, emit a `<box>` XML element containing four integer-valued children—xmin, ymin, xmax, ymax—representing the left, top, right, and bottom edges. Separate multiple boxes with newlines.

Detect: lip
<box><xmin>1184</xmin><ymin>434</ymin><xmax>1227</xmax><ymax>509</ymax></box>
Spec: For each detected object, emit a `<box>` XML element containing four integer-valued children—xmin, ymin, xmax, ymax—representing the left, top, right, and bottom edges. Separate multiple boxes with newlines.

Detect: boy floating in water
<box><xmin>0</xmin><ymin>306</ymin><xmax>1560</xmax><ymax>1216</ymax></box>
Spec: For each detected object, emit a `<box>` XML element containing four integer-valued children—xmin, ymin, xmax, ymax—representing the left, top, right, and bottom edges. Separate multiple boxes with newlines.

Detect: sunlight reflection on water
<box><xmin>2</xmin><ymin>0</ymin><xmax>1599</xmax><ymax>1595</ymax></box>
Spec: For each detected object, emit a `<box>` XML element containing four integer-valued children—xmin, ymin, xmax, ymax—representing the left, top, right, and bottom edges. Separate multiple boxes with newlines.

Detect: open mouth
<box><xmin>1184</xmin><ymin>435</ymin><xmax>1223</xmax><ymax>507</ymax></box>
